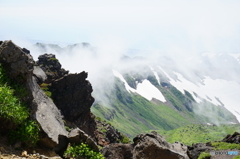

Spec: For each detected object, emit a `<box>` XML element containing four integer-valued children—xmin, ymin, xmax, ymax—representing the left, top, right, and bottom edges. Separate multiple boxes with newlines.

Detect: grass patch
<box><xmin>211</xmin><ymin>142</ymin><xmax>240</xmax><ymax>150</ymax></box>
<box><xmin>40</xmin><ymin>83</ymin><xmax>52</xmax><ymax>98</ymax></box>
<box><xmin>161</xmin><ymin>124</ymin><xmax>240</xmax><ymax>146</ymax></box>
<box><xmin>64</xmin><ymin>143</ymin><xmax>104</xmax><ymax>159</ymax></box>
<box><xmin>198</xmin><ymin>152</ymin><xmax>210</xmax><ymax>159</ymax></box>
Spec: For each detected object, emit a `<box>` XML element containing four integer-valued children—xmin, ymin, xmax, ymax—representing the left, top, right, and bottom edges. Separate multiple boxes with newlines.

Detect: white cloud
<box><xmin>0</xmin><ymin>0</ymin><xmax>240</xmax><ymax>52</ymax></box>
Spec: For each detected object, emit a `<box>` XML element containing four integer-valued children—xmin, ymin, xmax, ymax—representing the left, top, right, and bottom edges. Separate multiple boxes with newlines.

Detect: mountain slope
<box><xmin>32</xmin><ymin>43</ymin><xmax>240</xmax><ymax>138</ymax></box>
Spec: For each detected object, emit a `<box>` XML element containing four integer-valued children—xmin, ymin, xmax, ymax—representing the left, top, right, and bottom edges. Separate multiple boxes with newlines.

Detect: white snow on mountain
<box><xmin>112</xmin><ymin>70</ymin><xmax>135</xmax><ymax>93</ymax></box>
<box><xmin>158</xmin><ymin>66</ymin><xmax>240</xmax><ymax>122</ymax></box>
<box><xmin>136</xmin><ymin>80</ymin><xmax>166</xmax><ymax>102</ymax></box>
<box><xmin>112</xmin><ymin>70</ymin><xmax>166</xmax><ymax>102</ymax></box>
<box><xmin>149</xmin><ymin>66</ymin><xmax>160</xmax><ymax>85</ymax></box>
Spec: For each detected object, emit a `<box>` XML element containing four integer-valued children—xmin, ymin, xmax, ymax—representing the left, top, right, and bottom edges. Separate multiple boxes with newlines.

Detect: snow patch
<box><xmin>158</xmin><ymin>66</ymin><xmax>240</xmax><ymax>122</ymax></box>
<box><xmin>136</xmin><ymin>80</ymin><xmax>166</xmax><ymax>102</ymax></box>
<box><xmin>112</xmin><ymin>70</ymin><xmax>166</xmax><ymax>102</ymax></box>
<box><xmin>112</xmin><ymin>70</ymin><xmax>136</xmax><ymax>93</ymax></box>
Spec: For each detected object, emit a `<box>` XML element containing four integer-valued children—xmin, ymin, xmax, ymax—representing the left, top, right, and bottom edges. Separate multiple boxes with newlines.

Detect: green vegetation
<box><xmin>92</xmin><ymin>78</ymin><xmax>193</xmax><ymax>138</ymax></box>
<box><xmin>160</xmin><ymin>124</ymin><xmax>240</xmax><ymax>146</ymax></box>
<box><xmin>49</xmin><ymin>57</ymin><xmax>58</xmax><ymax>61</ymax></box>
<box><xmin>233</xmin><ymin>156</ymin><xmax>240</xmax><ymax>159</ymax></box>
<box><xmin>92</xmin><ymin>72</ymin><xmax>238</xmax><ymax>145</ymax></box>
<box><xmin>184</xmin><ymin>90</ymin><xmax>195</xmax><ymax>102</ymax></box>
<box><xmin>119</xmin><ymin>133</ymin><xmax>131</xmax><ymax>143</ymax></box>
<box><xmin>198</xmin><ymin>152</ymin><xmax>210</xmax><ymax>159</ymax></box>
<box><xmin>147</xmin><ymin>75</ymin><xmax>159</xmax><ymax>86</ymax></box>
<box><xmin>64</xmin><ymin>143</ymin><xmax>105</xmax><ymax>159</ymax></box>
<box><xmin>40</xmin><ymin>83</ymin><xmax>52</xmax><ymax>98</ymax></box>
<box><xmin>211</xmin><ymin>142</ymin><xmax>240</xmax><ymax>150</ymax></box>
<box><xmin>0</xmin><ymin>64</ymin><xmax>40</xmax><ymax>147</ymax></box>
<box><xmin>9</xmin><ymin>120</ymin><xmax>39</xmax><ymax>147</ymax></box>
<box><xmin>0</xmin><ymin>64</ymin><xmax>29</xmax><ymax>124</ymax></box>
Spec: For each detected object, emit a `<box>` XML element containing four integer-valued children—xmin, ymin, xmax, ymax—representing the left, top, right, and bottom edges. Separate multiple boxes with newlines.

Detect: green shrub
<box><xmin>0</xmin><ymin>64</ymin><xmax>39</xmax><ymax>147</ymax></box>
<box><xmin>95</xmin><ymin>116</ymin><xmax>102</xmax><ymax>121</ymax></box>
<box><xmin>211</xmin><ymin>142</ymin><xmax>240</xmax><ymax>150</ymax></box>
<box><xmin>120</xmin><ymin>133</ymin><xmax>131</xmax><ymax>144</ymax></box>
<box><xmin>198</xmin><ymin>152</ymin><xmax>210</xmax><ymax>159</ymax></box>
<box><xmin>0</xmin><ymin>64</ymin><xmax>29</xmax><ymax>124</ymax></box>
<box><xmin>9</xmin><ymin>120</ymin><xmax>40</xmax><ymax>147</ymax></box>
<box><xmin>233</xmin><ymin>156</ymin><xmax>240</xmax><ymax>159</ymax></box>
<box><xmin>64</xmin><ymin>143</ymin><xmax>105</xmax><ymax>159</ymax></box>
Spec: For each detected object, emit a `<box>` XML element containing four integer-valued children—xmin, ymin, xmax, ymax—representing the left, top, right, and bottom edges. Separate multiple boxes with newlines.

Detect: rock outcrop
<box><xmin>68</xmin><ymin>128</ymin><xmax>99</xmax><ymax>152</ymax></box>
<box><xmin>222</xmin><ymin>132</ymin><xmax>240</xmax><ymax>144</ymax></box>
<box><xmin>36</xmin><ymin>54</ymin><xmax>68</xmax><ymax>83</ymax></box>
<box><xmin>49</xmin><ymin>72</ymin><xmax>95</xmax><ymax>136</ymax></box>
<box><xmin>187</xmin><ymin>143</ymin><xmax>213</xmax><ymax>159</ymax></box>
<box><xmin>0</xmin><ymin>41</ymin><xmax>68</xmax><ymax>152</ymax></box>
<box><xmin>35</xmin><ymin>53</ymin><xmax>124</xmax><ymax>145</ymax></box>
<box><xmin>133</xmin><ymin>132</ymin><xmax>189</xmax><ymax>159</ymax></box>
<box><xmin>101</xmin><ymin>131</ymin><xmax>189</xmax><ymax>159</ymax></box>
<box><xmin>101</xmin><ymin>143</ymin><xmax>134</xmax><ymax>159</ymax></box>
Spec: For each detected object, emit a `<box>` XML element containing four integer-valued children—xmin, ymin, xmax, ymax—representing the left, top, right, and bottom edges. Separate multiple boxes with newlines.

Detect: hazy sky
<box><xmin>1</xmin><ymin>0</ymin><xmax>240</xmax><ymax>53</ymax></box>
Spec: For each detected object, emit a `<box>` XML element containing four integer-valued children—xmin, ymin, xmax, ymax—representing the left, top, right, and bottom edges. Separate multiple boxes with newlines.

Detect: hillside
<box><xmin>32</xmin><ymin>42</ymin><xmax>240</xmax><ymax>139</ymax></box>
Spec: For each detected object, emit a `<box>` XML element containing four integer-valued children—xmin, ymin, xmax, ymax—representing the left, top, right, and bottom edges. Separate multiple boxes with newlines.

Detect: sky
<box><xmin>0</xmin><ymin>0</ymin><xmax>240</xmax><ymax>53</ymax></box>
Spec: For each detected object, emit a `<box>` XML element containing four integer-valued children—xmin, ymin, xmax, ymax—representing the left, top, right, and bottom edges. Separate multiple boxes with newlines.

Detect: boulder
<box><xmin>101</xmin><ymin>131</ymin><xmax>189</xmax><ymax>159</ymax></box>
<box><xmin>222</xmin><ymin>132</ymin><xmax>240</xmax><ymax>144</ymax></box>
<box><xmin>133</xmin><ymin>131</ymin><xmax>189</xmax><ymax>159</ymax></box>
<box><xmin>68</xmin><ymin>128</ymin><xmax>99</xmax><ymax>152</ymax></box>
<box><xmin>33</xmin><ymin>66</ymin><xmax>47</xmax><ymax>84</ymax></box>
<box><xmin>187</xmin><ymin>143</ymin><xmax>213</xmax><ymax>159</ymax></box>
<box><xmin>101</xmin><ymin>143</ymin><xmax>134</xmax><ymax>159</ymax></box>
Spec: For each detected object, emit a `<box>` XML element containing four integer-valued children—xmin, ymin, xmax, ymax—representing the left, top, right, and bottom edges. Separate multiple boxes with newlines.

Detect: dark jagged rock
<box><xmin>95</xmin><ymin>119</ymin><xmax>123</xmax><ymax>146</ymax></box>
<box><xmin>101</xmin><ymin>143</ymin><xmax>134</xmax><ymax>159</ymax></box>
<box><xmin>22</xmin><ymin>48</ymin><xmax>30</xmax><ymax>54</ymax></box>
<box><xmin>49</xmin><ymin>72</ymin><xmax>96</xmax><ymax>136</ymax></box>
<box><xmin>36</xmin><ymin>53</ymin><xmax>123</xmax><ymax>145</ymax></box>
<box><xmin>36</xmin><ymin>54</ymin><xmax>68</xmax><ymax>83</ymax></box>
<box><xmin>0</xmin><ymin>40</ymin><xmax>34</xmax><ymax>82</ymax></box>
<box><xmin>222</xmin><ymin>132</ymin><xmax>240</xmax><ymax>144</ymax></box>
<box><xmin>50</xmin><ymin>72</ymin><xmax>94</xmax><ymax>121</ymax></box>
<box><xmin>187</xmin><ymin>143</ymin><xmax>213</xmax><ymax>159</ymax></box>
<box><xmin>133</xmin><ymin>131</ymin><xmax>189</xmax><ymax>159</ymax></box>
<box><xmin>0</xmin><ymin>40</ymin><xmax>68</xmax><ymax>153</ymax></box>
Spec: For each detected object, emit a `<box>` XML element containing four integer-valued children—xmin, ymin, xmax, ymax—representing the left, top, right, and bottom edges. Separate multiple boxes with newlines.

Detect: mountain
<box><xmin>32</xmin><ymin>43</ymin><xmax>240</xmax><ymax>138</ymax></box>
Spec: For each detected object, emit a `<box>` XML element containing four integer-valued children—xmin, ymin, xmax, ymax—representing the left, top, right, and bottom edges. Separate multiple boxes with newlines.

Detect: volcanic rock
<box><xmin>133</xmin><ymin>131</ymin><xmax>189</xmax><ymax>159</ymax></box>
<box><xmin>222</xmin><ymin>132</ymin><xmax>240</xmax><ymax>144</ymax></box>
<box><xmin>36</xmin><ymin>54</ymin><xmax>68</xmax><ymax>83</ymax></box>
<box><xmin>101</xmin><ymin>143</ymin><xmax>134</xmax><ymax>159</ymax></box>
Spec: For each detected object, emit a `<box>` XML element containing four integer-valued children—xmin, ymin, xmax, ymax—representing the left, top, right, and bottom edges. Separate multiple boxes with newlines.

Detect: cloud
<box><xmin>1</xmin><ymin>0</ymin><xmax>240</xmax><ymax>52</ymax></box>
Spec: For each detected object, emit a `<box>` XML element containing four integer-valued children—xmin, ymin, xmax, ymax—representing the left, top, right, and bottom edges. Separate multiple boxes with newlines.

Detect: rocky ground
<box><xmin>0</xmin><ymin>136</ymin><xmax>61</xmax><ymax>159</ymax></box>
